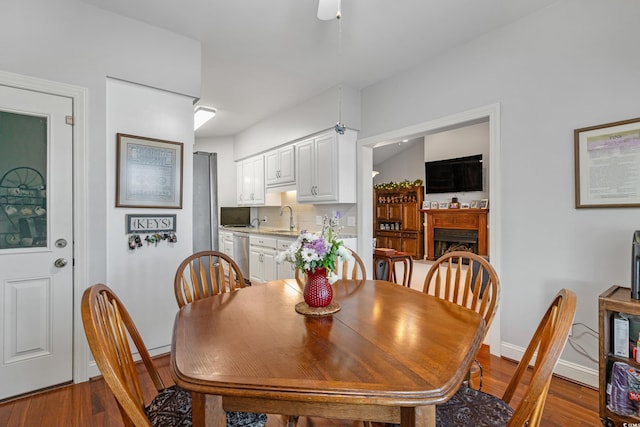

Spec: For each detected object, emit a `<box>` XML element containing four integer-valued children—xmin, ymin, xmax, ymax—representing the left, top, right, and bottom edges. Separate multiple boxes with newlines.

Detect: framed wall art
<box><xmin>479</xmin><ymin>199</ymin><xmax>489</xmax><ymax>209</ymax></box>
<box><xmin>575</xmin><ymin>117</ymin><xmax>640</xmax><ymax>208</ymax></box>
<box><xmin>116</xmin><ymin>133</ymin><xmax>184</xmax><ymax>208</ymax></box>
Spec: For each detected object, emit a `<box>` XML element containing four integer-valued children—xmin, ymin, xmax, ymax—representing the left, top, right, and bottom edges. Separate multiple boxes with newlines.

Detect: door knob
<box><xmin>54</xmin><ymin>258</ymin><xmax>68</xmax><ymax>268</ymax></box>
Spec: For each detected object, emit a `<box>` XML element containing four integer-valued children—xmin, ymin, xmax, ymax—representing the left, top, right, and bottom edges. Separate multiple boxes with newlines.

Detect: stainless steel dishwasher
<box><xmin>232</xmin><ymin>232</ymin><xmax>250</xmax><ymax>284</ymax></box>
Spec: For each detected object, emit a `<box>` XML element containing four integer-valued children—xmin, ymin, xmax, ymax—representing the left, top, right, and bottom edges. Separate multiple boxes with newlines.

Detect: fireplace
<box><xmin>433</xmin><ymin>228</ymin><xmax>478</xmax><ymax>258</ymax></box>
<box><xmin>422</xmin><ymin>209</ymin><xmax>488</xmax><ymax>260</ymax></box>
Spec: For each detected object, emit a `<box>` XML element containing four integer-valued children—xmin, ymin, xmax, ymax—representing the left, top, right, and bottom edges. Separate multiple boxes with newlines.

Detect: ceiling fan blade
<box><xmin>317</xmin><ymin>0</ymin><xmax>341</xmax><ymax>21</ymax></box>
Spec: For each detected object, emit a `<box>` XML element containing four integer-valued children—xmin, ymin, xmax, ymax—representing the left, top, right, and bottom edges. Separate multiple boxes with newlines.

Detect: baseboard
<box><xmin>500</xmin><ymin>342</ymin><xmax>598</xmax><ymax>389</ymax></box>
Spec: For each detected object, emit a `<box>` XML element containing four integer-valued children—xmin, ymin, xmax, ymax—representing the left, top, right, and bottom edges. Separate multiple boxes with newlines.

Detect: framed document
<box><xmin>575</xmin><ymin>117</ymin><xmax>640</xmax><ymax>208</ymax></box>
<box><xmin>116</xmin><ymin>133</ymin><xmax>183</xmax><ymax>208</ymax></box>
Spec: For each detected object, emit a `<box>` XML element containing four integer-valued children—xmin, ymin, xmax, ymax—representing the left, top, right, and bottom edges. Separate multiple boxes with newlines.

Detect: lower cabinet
<box><xmin>249</xmin><ymin>235</ymin><xmax>277</xmax><ymax>284</ymax></box>
<box><xmin>276</xmin><ymin>238</ymin><xmax>296</xmax><ymax>280</ymax></box>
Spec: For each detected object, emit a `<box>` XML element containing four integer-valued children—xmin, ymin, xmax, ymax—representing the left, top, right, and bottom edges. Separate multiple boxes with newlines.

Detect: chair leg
<box><xmin>287</xmin><ymin>415</ymin><xmax>299</xmax><ymax>427</ymax></box>
<box><xmin>468</xmin><ymin>359</ymin><xmax>483</xmax><ymax>390</ymax></box>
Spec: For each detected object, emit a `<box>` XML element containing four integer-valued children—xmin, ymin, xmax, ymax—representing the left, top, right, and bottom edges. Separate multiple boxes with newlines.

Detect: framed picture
<box><xmin>422</xmin><ymin>201</ymin><xmax>430</xmax><ymax>209</ymax></box>
<box><xmin>438</xmin><ymin>201</ymin><xmax>449</xmax><ymax>209</ymax></box>
<box><xmin>479</xmin><ymin>199</ymin><xmax>489</xmax><ymax>209</ymax></box>
<box><xmin>460</xmin><ymin>202</ymin><xmax>470</xmax><ymax>209</ymax></box>
<box><xmin>575</xmin><ymin>117</ymin><xmax>640</xmax><ymax>208</ymax></box>
<box><xmin>116</xmin><ymin>133</ymin><xmax>184</xmax><ymax>208</ymax></box>
<box><xmin>470</xmin><ymin>200</ymin><xmax>479</xmax><ymax>209</ymax></box>
<box><xmin>430</xmin><ymin>201</ymin><xmax>439</xmax><ymax>209</ymax></box>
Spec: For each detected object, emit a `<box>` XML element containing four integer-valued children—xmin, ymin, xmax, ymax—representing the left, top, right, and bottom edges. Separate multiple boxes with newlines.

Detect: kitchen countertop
<box><xmin>220</xmin><ymin>226</ymin><xmax>356</xmax><ymax>239</ymax></box>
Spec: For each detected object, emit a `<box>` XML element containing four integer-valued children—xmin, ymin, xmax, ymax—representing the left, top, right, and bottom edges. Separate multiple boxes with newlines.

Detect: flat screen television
<box><xmin>220</xmin><ymin>207</ymin><xmax>251</xmax><ymax>227</ymax></box>
<box><xmin>424</xmin><ymin>154</ymin><xmax>483</xmax><ymax>194</ymax></box>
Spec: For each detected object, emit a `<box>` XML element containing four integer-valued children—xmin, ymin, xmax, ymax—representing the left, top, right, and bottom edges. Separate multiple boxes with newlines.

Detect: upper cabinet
<box><xmin>265</xmin><ymin>145</ymin><xmax>295</xmax><ymax>188</ymax></box>
<box><xmin>236</xmin><ymin>155</ymin><xmax>265</xmax><ymax>205</ymax></box>
<box><xmin>296</xmin><ymin>130</ymin><xmax>356</xmax><ymax>204</ymax></box>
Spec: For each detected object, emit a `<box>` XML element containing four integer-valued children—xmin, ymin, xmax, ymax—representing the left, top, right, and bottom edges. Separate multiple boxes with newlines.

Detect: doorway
<box><xmin>357</xmin><ymin>103</ymin><xmax>502</xmax><ymax>353</ymax></box>
<box><xmin>0</xmin><ymin>71</ymin><xmax>87</xmax><ymax>399</ymax></box>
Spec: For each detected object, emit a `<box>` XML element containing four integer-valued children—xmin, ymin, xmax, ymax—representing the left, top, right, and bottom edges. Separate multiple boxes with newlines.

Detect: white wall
<box><xmin>360</xmin><ymin>0</ymin><xmax>639</xmax><ymax>381</ymax></box>
<box><xmin>0</xmin><ymin>0</ymin><xmax>200</xmax><ymax>289</ymax></box>
<box><xmin>195</xmin><ymin>136</ymin><xmax>237</xmax><ymax>208</ymax></box>
<box><xmin>106</xmin><ymin>79</ymin><xmax>194</xmax><ymax>354</ymax></box>
<box><xmin>373</xmin><ymin>140</ymin><xmax>424</xmax><ymax>188</ymax></box>
<box><xmin>424</xmin><ymin>121</ymin><xmax>490</xmax><ymax>203</ymax></box>
<box><xmin>234</xmin><ymin>85</ymin><xmax>361</xmax><ymax>160</ymax></box>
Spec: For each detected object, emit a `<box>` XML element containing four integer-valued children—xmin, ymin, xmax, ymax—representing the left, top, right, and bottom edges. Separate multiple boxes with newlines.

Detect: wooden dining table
<box><xmin>170</xmin><ymin>279</ymin><xmax>485</xmax><ymax>427</ymax></box>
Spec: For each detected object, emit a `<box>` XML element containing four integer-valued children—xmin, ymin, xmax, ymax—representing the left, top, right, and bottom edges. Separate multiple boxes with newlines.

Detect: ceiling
<box><xmin>80</xmin><ymin>0</ymin><xmax>557</xmax><ymax>138</ymax></box>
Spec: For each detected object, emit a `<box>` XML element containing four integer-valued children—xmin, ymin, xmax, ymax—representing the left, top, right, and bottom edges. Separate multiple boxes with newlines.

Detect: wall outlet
<box><xmin>262</xmin><ymin>216</ymin><xmax>267</xmax><ymax>222</ymax></box>
<box><xmin>347</xmin><ymin>216</ymin><xmax>356</xmax><ymax>227</ymax></box>
<box><xmin>316</xmin><ymin>216</ymin><xmax>323</xmax><ymax>225</ymax></box>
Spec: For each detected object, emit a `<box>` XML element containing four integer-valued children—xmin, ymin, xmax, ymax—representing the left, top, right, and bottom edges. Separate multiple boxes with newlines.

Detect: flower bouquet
<box><xmin>277</xmin><ymin>215</ymin><xmax>353</xmax><ymax>309</ymax></box>
<box><xmin>276</xmin><ymin>214</ymin><xmax>353</xmax><ymax>285</ymax></box>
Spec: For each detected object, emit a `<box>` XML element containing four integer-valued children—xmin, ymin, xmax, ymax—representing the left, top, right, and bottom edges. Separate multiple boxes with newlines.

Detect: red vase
<box><xmin>304</xmin><ymin>267</ymin><xmax>333</xmax><ymax>307</ymax></box>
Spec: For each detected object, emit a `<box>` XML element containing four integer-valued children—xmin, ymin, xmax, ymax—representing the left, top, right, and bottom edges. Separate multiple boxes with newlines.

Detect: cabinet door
<box><xmin>236</xmin><ymin>162</ymin><xmax>244</xmax><ymax>204</ymax></box>
<box><xmin>402</xmin><ymin>202</ymin><xmax>419</xmax><ymax>230</ymax></box>
<box><xmin>401</xmin><ymin>236</ymin><xmax>418</xmax><ymax>258</ymax></box>
<box><xmin>277</xmin><ymin>260</ymin><xmax>296</xmax><ymax>280</ymax></box>
<box><xmin>388</xmin><ymin>204</ymin><xmax>402</xmax><ymax>221</ymax></box>
<box><xmin>264</xmin><ymin>150</ymin><xmax>279</xmax><ymax>186</ymax></box>
<box><xmin>241</xmin><ymin>159</ymin><xmax>253</xmax><ymax>204</ymax></box>
<box><xmin>250</xmin><ymin>156</ymin><xmax>265</xmax><ymax>204</ymax></box>
<box><xmin>388</xmin><ymin>234</ymin><xmax>402</xmax><ymax>251</ymax></box>
<box><xmin>296</xmin><ymin>139</ymin><xmax>315</xmax><ymax>201</ymax></box>
<box><xmin>313</xmin><ymin>133</ymin><xmax>338</xmax><ymax>202</ymax></box>
<box><xmin>262</xmin><ymin>249</ymin><xmax>277</xmax><ymax>282</ymax></box>
<box><xmin>249</xmin><ymin>246</ymin><xmax>263</xmax><ymax>282</ymax></box>
<box><xmin>376</xmin><ymin>204</ymin><xmax>389</xmax><ymax>221</ymax></box>
<box><xmin>278</xmin><ymin>145</ymin><xmax>295</xmax><ymax>184</ymax></box>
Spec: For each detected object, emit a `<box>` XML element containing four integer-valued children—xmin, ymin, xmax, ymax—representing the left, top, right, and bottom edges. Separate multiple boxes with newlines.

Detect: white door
<box><xmin>0</xmin><ymin>85</ymin><xmax>73</xmax><ymax>399</ymax></box>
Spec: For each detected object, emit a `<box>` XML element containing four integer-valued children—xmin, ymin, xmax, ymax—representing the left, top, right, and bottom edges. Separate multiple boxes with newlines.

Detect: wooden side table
<box><xmin>373</xmin><ymin>250</ymin><xmax>413</xmax><ymax>287</ymax></box>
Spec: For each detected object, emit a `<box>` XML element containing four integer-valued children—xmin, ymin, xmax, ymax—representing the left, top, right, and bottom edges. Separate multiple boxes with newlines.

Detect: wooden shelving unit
<box><xmin>373</xmin><ymin>186</ymin><xmax>423</xmax><ymax>259</ymax></box>
<box><xmin>599</xmin><ymin>285</ymin><xmax>640</xmax><ymax>426</ymax></box>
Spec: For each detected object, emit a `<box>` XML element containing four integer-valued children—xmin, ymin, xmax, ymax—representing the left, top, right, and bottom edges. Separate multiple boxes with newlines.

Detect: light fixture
<box><xmin>372</xmin><ymin>170</ymin><xmax>380</xmax><ymax>178</ymax></box>
<box><xmin>317</xmin><ymin>0</ymin><xmax>341</xmax><ymax>21</ymax></box>
<box><xmin>194</xmin><ymin>106</ymin><xmax>216</xmax><ymax>130</ymax></box>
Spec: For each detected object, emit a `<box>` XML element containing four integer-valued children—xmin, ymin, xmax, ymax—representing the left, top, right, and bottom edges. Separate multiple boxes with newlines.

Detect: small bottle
<box><xmin>636</xmin><ymin>332</ymin><xmax>640</xmax><ymax>363</ymax></box>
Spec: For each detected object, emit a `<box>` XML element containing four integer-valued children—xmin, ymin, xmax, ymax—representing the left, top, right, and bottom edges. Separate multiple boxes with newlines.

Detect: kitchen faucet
<box><xmin>250</xmin><ymin>217</ymin><xmax>261</xmax><ymax>228</ymax></box>
<box><xmin>280</xmin><ymin>205</ymin><xmax>294</xmax><ymax>231</ymax></box>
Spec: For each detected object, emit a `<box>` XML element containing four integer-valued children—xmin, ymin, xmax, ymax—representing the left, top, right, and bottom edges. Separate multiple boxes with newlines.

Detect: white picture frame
<box><xmin>430</xmin><ymin>201</ymin><xmax>439</xmax><ymax>209</ymax></box>
<box><xmin>479</xmin><ymin>199</ymin><xmax>489</xmax><ymax>209</ymax></box>
<box><xmin>438</xmin><ymin>201</ymin><xmax>449</xmax><ymax>209</ymax></box>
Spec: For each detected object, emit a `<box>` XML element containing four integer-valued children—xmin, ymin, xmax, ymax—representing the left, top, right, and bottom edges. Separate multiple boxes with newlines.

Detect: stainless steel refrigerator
<box><xmin>193</xmin><ymin>152</ymin><xmax>218</xmax><ymax>253</ymax></box>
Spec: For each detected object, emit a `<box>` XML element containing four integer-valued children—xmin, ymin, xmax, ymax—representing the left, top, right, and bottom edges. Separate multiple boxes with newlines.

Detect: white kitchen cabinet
<box><xmin>296</xmin><ymin>129</ymin><xmax>357</xmax><ymax>203</ymax></box>
<box><xmin>219</xmin><ymin>231</ymin><xmax>234</xmax><ymax>257</ymax></box>
<box><xmin>265</xmin><ymin>145</ymin><xmax>295</xmax><ymax>188</ymax></box>
<box><xmin>249</xmin><ymin>235</ymin><xmax>277</xmax><ymax>283</ymax></box>
<box><xmin>237</xmin><ymin>155</ymin><xmax>265</xmax><ymax>205</ymax></box>
<box><xmin>276</xmin><ymin>238</ymin><xmax>296</xmax><ymax>280</ymax></box>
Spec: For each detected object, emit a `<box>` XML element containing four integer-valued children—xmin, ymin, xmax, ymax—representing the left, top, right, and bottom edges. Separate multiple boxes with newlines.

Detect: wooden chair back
<box><xmin>504</xmin><ymin>288</ymin><xmax>576</xmax><ymax>426</ymax></box>
<box><xmin>294</xmin><ymin>248</ymin><xmax>367</xmax><ymax>282</ymax></box>
<box><xmin>337</xmin><ymin>248</ymin><xmax>367</xmax><ymax>280</ymax></box>
<box><xmin>423</xmin><ymin>251</ymin><xmax>500</xmax><ymax>333</ymax></box>
<box><xmin>81</xmin><ymin>284</ymin><xmax>161</xmax><ymax>427</ymax></box>
<box><xmin>174</xmin><ymin>250</ymin><xmax>246</xmax><ymax>308</ymax></box>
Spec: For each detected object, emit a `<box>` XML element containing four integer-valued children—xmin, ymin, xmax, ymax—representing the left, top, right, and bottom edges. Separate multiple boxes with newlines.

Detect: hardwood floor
<box><xmin>0</xmin><ymin>346</ymin><xmax>600</xmax><ymax>427</ymax></box>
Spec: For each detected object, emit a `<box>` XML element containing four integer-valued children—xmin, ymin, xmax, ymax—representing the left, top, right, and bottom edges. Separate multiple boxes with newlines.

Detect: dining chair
<box><xmin>436</xmin><ymin>288</ymin><xmax>577</xmax><ymax>426</ymax></box>
<box><xmin>81</xmin><ymin>283</ymin><xmax>267</xmax><ymax>427</ymax></box>
<box><xmin>423</xmin><ymin>251</ymin><xmax>500</xmax><ymax>389</ymax></box>
<box><xmin>174</xmin><ymin>250</ymin><xmax>246</xmax><ymax>308</ymax></box>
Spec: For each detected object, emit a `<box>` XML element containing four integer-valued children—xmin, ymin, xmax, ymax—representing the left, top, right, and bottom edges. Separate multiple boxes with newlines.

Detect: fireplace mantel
<box><xmin>420</xmin><ymin>209</ymin><xmax>488</xmax><ymax>260</ymax></box>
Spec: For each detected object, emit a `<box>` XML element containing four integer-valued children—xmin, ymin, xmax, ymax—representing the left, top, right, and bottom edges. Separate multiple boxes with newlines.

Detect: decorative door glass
<box><xmin>0</xmin><ymin>111</ymin><xmax>47</xmax><ymax>249</ymax></box>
